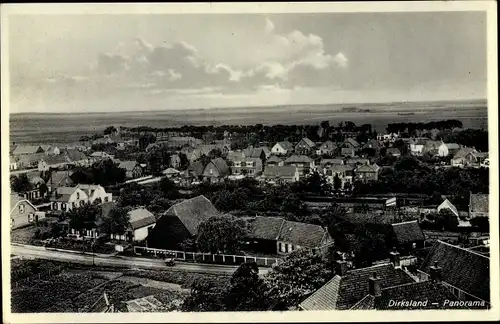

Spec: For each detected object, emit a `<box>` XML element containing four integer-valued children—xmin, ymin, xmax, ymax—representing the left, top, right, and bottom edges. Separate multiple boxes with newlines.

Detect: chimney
<box><xmin>389</xmin><ymin>250</ymin><xmax>401</xmax><ymax>268</ymax></box>
<box><xmin>429</xmin><ymin>261</ymin><xmax>442</xmax><ymax>282</ymax></box>
<box><xmin>369</xmin><ymin>272</ymin><xmax>382</xmax><ymax>297</ymax></box>
<box><xmin>335</xmin><ymin>260</ymin><xmax>348</xmax><ymax>276</ymax></box>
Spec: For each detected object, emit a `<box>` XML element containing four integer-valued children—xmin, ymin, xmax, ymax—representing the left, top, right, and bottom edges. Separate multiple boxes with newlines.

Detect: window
<box><xmin>285</xmin><ymin>244</ymin><xmax>289</xmax><ymax>253</ymax></box>
<box><xmin>28</xmin><ymin>214</ymin><xmax>34</xmax><ymax>223</ymax></box>
<box><xmin>72</xmin><ymin>202</ymin><xmax>77</xmax><ymax>209</ymax></box>
<box><xmin>76</xmin><ymin>192</ymin><xmax>80</xmax><ymax>200</ymax></box>
<box><xmin>104</xmin><ymin>196</ymin><xmax>109</xmax><ymax>202</ymax></box>
<box><xmin>278</xmin><ymin>242</ymin><xmax>282</xmax><ymax>252</ymax></box>
<box><xmin>18</xmin><ymin>204</ymin><xmax>25</xmax><ymax>214</ymax></box>
<box><xmin>53</xmin><ymin>202</ymin><xmax>58</xmax><ymax>210</ymax></box>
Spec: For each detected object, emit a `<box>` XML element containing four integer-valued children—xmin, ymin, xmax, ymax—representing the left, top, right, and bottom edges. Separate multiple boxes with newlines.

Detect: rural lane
<box><xmin>10</xmin><ymin>244</ymin><xmax>270</xmax><ymax>276</ymax></box>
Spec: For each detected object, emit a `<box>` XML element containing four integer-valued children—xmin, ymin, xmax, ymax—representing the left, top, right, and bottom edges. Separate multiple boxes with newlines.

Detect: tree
<box><xmin>10</xmin><ymin>174</ymin><xmax>34</xmax><ymax>193</ymax></box>
<box><xmin>263</xmin><ymin>249</ymin><xmax>333</xmax><ymax>309</ymax></box>
<box><xmin>197</xmin><ymin>216</ymin><xmax>249</xmax><ymax>254</ymax></box>
<box><xmin>182</xmin><ymin>277</ymin><xmax>227</xmax><ymax>312</ymax></box>
<box><xmin>333</xmin><ymin>174</ymin><xmax>342</xmax><ymax>192</ymax></box>
<box><xmin>223</xmin><ymin>262</ymin><xmax>270</xmax><ymax>311</ymax></box>
<box><xmin>159</xmin><ymin>177</ymin><xmax>180</xmax><ymax>199</ymax></box>
<box><xmin>99</xmin><ymin>206</ymin><xmax>131</xmax><ymax>236</ymax></box>
<box><xmin>68</xmin><ymin>202</ymin><xmax>102</xmax><ymax>232</ymax></box>
<box><xmin>103</xmin><ymin>126</ymin><xmax>117</xmax><ymax>135</ymax></box>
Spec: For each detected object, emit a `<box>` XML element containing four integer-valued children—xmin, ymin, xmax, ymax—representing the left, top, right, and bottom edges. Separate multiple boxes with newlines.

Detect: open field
<box><xmin>9</xmin><ymin>99</ymin><xmax>487</xmax><ymax>144</ymax></box>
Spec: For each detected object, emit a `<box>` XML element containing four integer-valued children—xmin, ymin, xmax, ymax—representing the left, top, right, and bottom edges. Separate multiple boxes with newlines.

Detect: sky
<box><xmin>8</xmin><ymin>11</ymin><xmax>487</xmax><ymax>113</ymax></box>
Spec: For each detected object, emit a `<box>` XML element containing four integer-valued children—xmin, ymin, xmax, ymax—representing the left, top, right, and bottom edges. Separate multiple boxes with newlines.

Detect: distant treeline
<box><xmin>386</xmin><ymin>120</ymin><xmax>463</xmax><ymax>134</ymax></box>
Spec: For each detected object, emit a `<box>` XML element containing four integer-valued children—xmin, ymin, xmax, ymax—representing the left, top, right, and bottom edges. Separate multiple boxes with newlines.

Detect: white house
<box><xmin>111</xmin><ymin>208</ymin><xmax>156</xmax><ymax>242</ymax></box>
<box><xmin>271</xmin><ymin>141</ymin><xmax>294</xmax><ymax>155</ymax></box>
<box><xmin>437</xmin><ymin>199</ymin><xmax>459</xmax><ymax>217</ymax></box>
<box><xmin>76</xmin><ymin>184</ymin><xmax>113</xmax><ymax>204</ymax></box>
<box><xmin>438</xmin><ymin>142</ymin><xmax>461</xmax><ymax>157</ymax></box>
<box><xmin>409</xmin><ymin>139</ymin><xmax>426</xmax><ymax>156</ymax></box>
<box><xmin>50</xmin><ymin>187</ymin><xmax>89</xmax><ymax>212</ymax></box>
<box><xmin>9</xmin><ymin>156</ymin><xmax>18</xmax><ymax>171</ymax></box>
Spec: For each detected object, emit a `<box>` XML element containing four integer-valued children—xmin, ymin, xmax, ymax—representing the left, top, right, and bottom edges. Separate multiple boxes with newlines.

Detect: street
<box><xmin>10</xmin><ymin>244</ymin><xmax>270</xmax><ymax>276</ymax></box>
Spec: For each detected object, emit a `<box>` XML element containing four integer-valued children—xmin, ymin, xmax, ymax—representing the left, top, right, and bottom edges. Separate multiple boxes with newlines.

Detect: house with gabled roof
<box><xmin>260</xmin><ymin>166</ymin><xmax>300</xmax><ymax>184</ymax></box>
<box><xmin>265</xmin><ymin>155</ymin><xmax>284</xmax><ymax>167</ymax></box>
<box><xmin>12</xmin><ymin>145</ymin><xmax>45</xmax><ymax>156</ymax></box>
<box><xmin>203</xmin><ymin>157</ymin><xmax>230</xmax><ymax>183</ymax></box>
<box><xmin>10</xmin><ymin>194</ymin><xmax>45</xmax><ymax>229</ymax></box>
<box><xmin>76</xmin><ymin>184</ymin><xmax>112</xmax><ymax>204</ymax></box>
<box><xmin>147</xmin><ymin>195</ymin><xmax>222</xmax><ymax>249</ymax></box>
<box><xmin>387</xmin><ymin>220</ymin><xmax>425</xmax><ymax>252</ymax></box>
<box><xmin>37</xmin><ymin>154</ymin><xmax>72</xmax><ymax>171</ymax></box>
<box><xmin>340</xmin><ymin>138</ymin><xmax>360</xmax><ymax>157</ymax></box>
<box><xmin>247</xmin><ymin>216</ymin><xmax>332</xmax><ymax>255</ymax></box>
<box><xmin>321</xmin><ymin>164</ymin><xmax>354</xmax><ymax>189</ymax></box>
<box><xmin>111</xmin><ymin>208</ymin><xmax>156</xmax><ymax>242</ymax></box>
<box><xmin>283</xmin><ymin>154</ymin><xmax>315</xmax><ymax>175</ymax></box>
<box><xmin>418</xmin><ymin>240</ymin><xmax>490</xmax><ymax>305</ymax></box>
<box><xmin>316</xmin><ymin>140</ymin><xmax>338</xmax><ymax>156</ymax></box>
<box><xmin>271</xmin><ymin>141</ymin><xmax>294</xmax><ymax>155</ymax></box>
<box><xmin>438</xmin><ymin>142</ymin><xmax>461</xmax><ymax>157</ymax></box>
<box><xmin>469</xmin><ymin>193</ymin><xmax>488</xmax><ymax>218</ymax></box>
<box><xmin>243</xmin><ymin>146</ymin><xmax>271</xmax><ymax>160</ymax></box>
<box><xmin>361</xmin><ymin>139</ymin><xmax>382</xmax><ymax>152</ymax></box>
<box><xmin>118</xmin><ymin>160</ymin><xmax>143</xmax><ymax>179</ymax></box>
<box><xmin>47</xmin><ymin>170</ymin><xmax>74</xmax><ymax>190</ymax></box>
<box><xmin>17</xmin><ymin>153</ymin><xmax>47</xmax><ymax>169</ymax></box>
<box><xmin>50</xmin><ymin>186</ymin><xmax>89</xmax><ymax>212</ymax></box>
<box><xmin>354</xmin><ymin>164</ymin><xmax>380</xmax><ymax>182</ymax></box>
<box><xmin>409</xmin><ymin>138</ymin><xmax>427</xmax><ymax>156</ymax></box>
<box><xmin>295</xmin><ymin>138</ymin><xmax>317</xmax><ymax>155</ymax></box>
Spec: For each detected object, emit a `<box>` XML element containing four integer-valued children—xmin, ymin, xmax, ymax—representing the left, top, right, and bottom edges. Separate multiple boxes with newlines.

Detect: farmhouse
<box><xmin>203</xmin><ymin>158</ymin><xmax>230</xmax><ymax>183</ymax></box>
<box><xmin>10</xmin><ymin>194</ymin><xmax>45</xmax><ymax>229</ymax></box>
<box><xmin>111</xmin><ymin>208</ymin><xmax>156</xmax><ymax>242</ymax></box>
<box><xmin>147</xmin><ymin>195</ymin><xmax>222</xmax><ymax>249</ymax></box>
<box><xmin>50</xmin><ymin>186</ymin><xmax>89</xmax><ymax>212</ymax></box>
<box><xmin>247</xmin><ymin>216</ymin><xmax>332</xmax><ymax>255</ymax></box>
<box><xmin>271</xmin><ymin>141</ymin><xmax>294</xmax><ymax>155</ymax></box>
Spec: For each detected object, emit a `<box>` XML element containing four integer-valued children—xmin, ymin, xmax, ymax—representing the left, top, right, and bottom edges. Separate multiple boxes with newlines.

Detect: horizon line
<box><xmin>9</xmin><ymin>97</ymin><xmax>487</xmax><ymax>115</ymax></box>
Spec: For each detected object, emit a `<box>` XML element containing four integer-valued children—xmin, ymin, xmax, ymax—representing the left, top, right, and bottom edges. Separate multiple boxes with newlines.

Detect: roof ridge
<box><xmin>392</xmin><ymin>220</ymin><xmax>419</xmax><ymax>226</ymax></box>
<box><xmin>347</xmin><ymin>262</ymin><xmax>392</xmax><ymax>273</ymax></box>
<box><xmin>436</xmin><ymin>240</ymin><xmax>490</xmax><ymax>259</ymax></box>
<box><xmin>300</xmin><ymin>275</ymin><xmax>342</xmax><ymax>309</ymax></box>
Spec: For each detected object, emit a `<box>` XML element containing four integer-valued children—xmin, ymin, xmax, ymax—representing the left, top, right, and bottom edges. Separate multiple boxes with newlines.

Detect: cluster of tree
<box><xmin>290</xmin><ymin>171</ymin><xmax>332</xmax><ymax>196</ymax></box>
<box><xmin>10</xmin><ymin>173</ymin><xmax>35</xmax><ymax>193</ymax></box>
<box><xmin>79</xmin><ymin>133</ymin><xmax>104</xmax><ymax>142</ymax></box>
<box><xmin>442</xmin><ymin>129</ymin><xmax>488</xmax><ymax>152</ymax></box>
<box><xmin>103</xmin><ymin>126</ymin><xmax>117</xmax><ymax>135</ymax></box>
<box><xmin>318</xmin><ymin>203</ymin><xmax>391</xmax><ymax>267</ymax></box>
<box><xmin>71</xmin><ymin>160</ymin><xmax>126</xmax><ymax>186</ymax></box>
<box><xmin>117</xmin><ymin>178</ymin><xmax>179</xmax><ymax>213</ymax></box>
<box><xmin>352</xmin><ymin>157</ymin><xmax>489</xmax><ymax>210</ymax></box>
<box><xmin>182</xmin><ymin>248</ymin><xmax>334</xmax><ymax>312</ymax></box>
<box><xmin>90</xmin><ymin>142</ymin><xmax>117</xmax><ymax>153</ymax></box>
<box><xmin>196</xmin><ymin>216</ymin><xmax>249</xmax><ymax>254</ymax></box>
<box><xmin>386</xmin><ymin>120</ymin><xmax>463</xmax><ymax>134</ymax></box>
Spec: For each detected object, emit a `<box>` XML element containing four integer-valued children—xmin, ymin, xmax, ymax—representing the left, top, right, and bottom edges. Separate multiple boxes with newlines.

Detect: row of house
<box><xmin>299</xmin><ymin>239</ymin><xmax>490</xmax><ymax>310</ymax></box>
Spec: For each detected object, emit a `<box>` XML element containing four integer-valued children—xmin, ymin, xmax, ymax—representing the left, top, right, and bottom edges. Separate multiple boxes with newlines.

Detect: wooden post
<box><xmin>265</xmin><ymin>257</ymin><xmax>268</xmax><ymax>266</ymax></box>
<box><xmin>183</xmin><ymin>252</ymin><xmax>186</xmax><ymax>261</ymax></box>
<box><xmin>233</xmin><ymin>255</ymin><xmax>236</xmax><ymax>263</ymax></box>
<box><xmin>213</xmin><ymin>254</ymin><xmax>215</xmax><ymax>262</ymax></box>
<box><xmin>223</xmin><ymin>255</ymin><xmax>225</xmax><ymax>263</ymax></box>
<box><xmin>244</xmin><ymin>256</ymin><xmax>247</xmax><ymax>263</ymax></box>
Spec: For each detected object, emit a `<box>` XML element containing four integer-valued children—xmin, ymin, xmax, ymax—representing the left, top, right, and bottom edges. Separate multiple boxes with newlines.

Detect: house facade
<box><xmin>76</xmin><ymin>184</ymin><xmax>112</xmax><ymax>204</ymax></box>
<box><xmin>321</xmin><ymin>165</ymin><xmax>354</xmax><ymax>189</ymax></box>
<box><xmin>354</xmin><ymin>164</ymin><xmax>380</xmax><ymax>182</ymax></box>
<box><xmin>231</xmin><ymin>157</ymin><xmax>263</xmax><ymax>177</ymax></box>
<box><xmin>295</xmin><ymin>138</ymin><xmax>316</xmax><ymax>155</ymax></box>
<box><xmin>111</xmin><ymin>208</ymin><xmax>156</xmax><ymax>242</ymax></box>
<box><xmin>316</xmin><ymin>141</ymin><xmax>337</xmax><ymax>156</ymax></box>
<box><xmin>265</xmin><ymin>155</ymin><xmax>284</xmax><ymax>167</ymax></box>
<box><xmin>438</xmin><ymin>142</ymin><xmax>461</xmax><ymax>157</ymax></box>
<box><xmin>409</xmin><ymin>139</ymin><xmax>426</xmax><ymax>156</ymax></box>
<box><xmin>271</xmin><ymin>141</ymin><xmax>294</xmax><ymax>155</ymax></box>
<box><xmin>50</xmin><ymin>187</ymin><xmax>89</xmax><ymax>212</ymax></box>
<box><xmin>203</xmin><ymin>158</ymin><xmax>230</xmax><ymax>183</ymax></box>
<box><xmin>261</xmin><ymin>166</ymin><xmax>300</xmax><ymax>184</ymax></box>
<box><xmin>283</xmin><ymin>155</ymin><xmax>315</xmax><ymax>176</ymax></box>
<box><xmin>10</xmin><ymin>194</ymin><xmax>45</xmax><ymax>229</ymax></box>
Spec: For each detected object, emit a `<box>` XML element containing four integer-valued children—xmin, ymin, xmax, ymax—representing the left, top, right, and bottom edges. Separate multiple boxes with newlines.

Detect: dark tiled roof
<box><xmin>278</xmin><ymin>220</ymin><xmax>328</xmax><ymax>248</ymax></box>
<box><xmin>276</xmin><ymin>141</ymin><xmax>294</xmax><ymax>151</ymax></box>
<box><xmin>355</xmin><ymin>164</ymin><xmax>378</xmax><ymax>173</ymax></box>
<box><xmin>453</xmin><ymin>148</ymin><xmax>477</xmax><ymax>159</ymax></box>
<box><xmin>164</xmin><ymin>195</ymin><xmax>221</xmax><ymax>235</ymax></box>
<box><xmin>284</xmin><ymin>155</ymin><xmax>313</xmax><ymax>164</ymax></box>
<box><xmin>249</xmin><ymin>216</ymin><xmax>285</xmax><ymax>240</ymax></box>
<box><xmin>299</xmin><ymin>263</ymin><xmax>414</xmax><ymax>310</ymax></box>
<box><xmin>391</xmin><ymin>220</ymin><xmax>425</xmax><ymax>244</ymax></box>
<box><xmin>470</xmin><ymin>194</ymin><xmax>489</xmax><ymax>214</ymax></box>
<box><xmin>344</xmin><ymin>138</ymin><xmax>360</xmax><ymax>148</ymax></box>
<box><xmin>373</xmin><ymin>281</ymin><xmax>464</xmax><ymax>310</ymax></box>
<box><xmin>297</xmin><ymin>138</ymin><xmax>316</xmax><ymax>148</ymax></box>
<box><xmin>12</xmin><ymin>145</ymin><xmax>44</xmax><ymax>155</ymax></box>
<box><xmin>49</xmin><ymin>171</ymin><xmax>74</xmax><ymax>188</ymax></box>
<box><xmin>42</xmin><ymin>155</ymin><xmax>71</xmax><ymax>165</ymax></box>
<box><xmin>128</xmin><ymin>208</ymin><xmax>156</xmax><ymax>230</ymax></box>
<box><xmin>207</xmin><ymin>157</ymin><xmax>230</xmax><ymax>176</ymax></box>
<box><xmin>118</xmin><ymin>160</ymin><xmax>138</xmax><ymax>172</ymax></box>
<box><xmin>65</xmin><ymin>149</ymin><xmax>88</xmax><ymax>162</ymax></box>
<box><xmin>320</xmin><ymin>158</ymin><xmax>344</xmax><ymax>166</ymax></box>
<box><xmin>420</xmin><ymin>240</ymin><xmax>490</xmax><ymax>302</ymax></box>
<box><xmin>266</xmin><ymin>155</ymin><xmax>283</xmax><ymax>163</ymax></box>
<box><xmin>263</xmin><ymin>166</ymin><xmax>297</xmax><ymax>178</ymax></box>
<box><xmin>349</xmin><ymin>295</ymin><xmax>375</xmax><ymax>310</ymax></box>
<box><xmin>318</xmin><ymin>141</ymin><xmax>337</xmax><ymax>150</ymax></box>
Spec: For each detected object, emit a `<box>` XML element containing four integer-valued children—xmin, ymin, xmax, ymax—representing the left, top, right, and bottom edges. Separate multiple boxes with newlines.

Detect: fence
<box><xmin>12</xmin><ymin>265</ymin><xmax>64</xmax><ymax>288</ymax></box>
<box><xmin>133</xmin><ymin>246</ymin><xmax>281</xmax><ymax>268</ymax></box>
